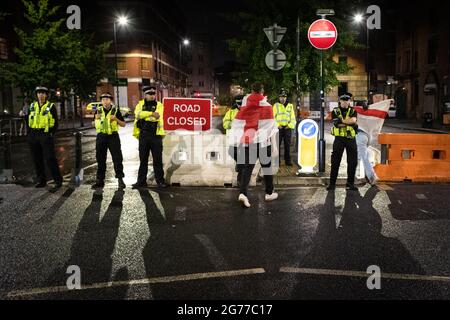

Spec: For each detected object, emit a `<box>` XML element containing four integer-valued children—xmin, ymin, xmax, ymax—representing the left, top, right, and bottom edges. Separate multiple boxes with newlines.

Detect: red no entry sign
<box><xmin>308</xmin><ymin>19</ymin><xmax>338</xmax><ymax>50</ymax></box>
<box><xmin>163</xmin><ymin>97</ymin><xmax>212</xmax><ymax>132</ymax></box>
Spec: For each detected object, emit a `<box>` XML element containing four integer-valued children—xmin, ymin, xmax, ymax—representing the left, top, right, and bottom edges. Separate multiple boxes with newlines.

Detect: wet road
<box><xmin>0</xmin><ymin>182</ymin><xmax>449</xmax><ymax>299</ymax></box>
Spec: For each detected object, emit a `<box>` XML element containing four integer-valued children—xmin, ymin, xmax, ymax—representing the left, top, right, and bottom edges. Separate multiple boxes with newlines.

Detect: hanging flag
<box><xmin>354</xmin><ymin>99</ymin><xmax>391</xmax><ymax>141</ymax></box>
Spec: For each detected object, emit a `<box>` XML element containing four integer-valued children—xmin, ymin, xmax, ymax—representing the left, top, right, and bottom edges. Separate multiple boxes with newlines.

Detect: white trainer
<box><xmin>238</xmin><ymin>194</ymin><xmax>251</xmax><ymax>208</ymax></box>
<box><xmin>265</xmin><ymin>192</ymin><xmax>279</xmax><ymax>202</ymax></box>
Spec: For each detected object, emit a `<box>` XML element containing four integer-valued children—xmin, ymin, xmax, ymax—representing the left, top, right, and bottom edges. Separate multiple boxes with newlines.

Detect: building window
<box><xmin>117</xmin><ymin>57</ymin><xmax>126</xmax><ymax>70</ymax></box>
<box><xmin>0</xmin><ymin>38</ymin><xmax>8</xmax><ymax>60</ymax></box>
<box><xmin>338</xmin><ymin>82</ymin><xmax>348</xmax><ymax>98</ymax></box>
<box><xmin>199</xmin><ymin>81</ymin><xmax>204</xmax><ymax>87</ymax></box>
<box><xmin>141</xmin><ymin>58</ymin><xmax>150</xmax><ymax>70</ymax></box>
<box><xmin>198</xmin><ymin>54</ymin><xmax>204</xmax><ymax>62</ymax></box>
<box><xmin>428</xmin><ymin>36</ymin><xmax>438</xmax><ymax>64</ymax></box>
<box><xmin>413</xmin><ymin>80</ymin><xmax>419</xmax><ymax>106</ymax></box>
<box><xmin>198</xmin><ymin>68</ymin><xmax>204</xmax><ymax>75</ymax></box>
<box><xmin>405</xmin><ymin>50</ymin><xmax>411</xmax><ymax>72</ymax></box>
<box><xmin>414</xmin><ymin>51</ymin><xmax>419</xmax><ymax>70</ymax></box>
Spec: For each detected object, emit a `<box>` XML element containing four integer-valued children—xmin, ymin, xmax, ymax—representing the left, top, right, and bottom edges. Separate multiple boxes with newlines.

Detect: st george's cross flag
<box><xmin>227</xmin><ymin>93</ymin><xmax>278</xmax><ymax>146</ymax></box>
<box><xmin>354</xmin><ymin>99</ymin><xmax>391</xmax><ymax>142</ymax></box>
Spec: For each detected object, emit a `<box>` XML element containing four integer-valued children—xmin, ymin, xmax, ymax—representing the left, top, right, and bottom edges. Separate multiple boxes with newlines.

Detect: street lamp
<box><xmin>353</xmin><ymin>13</ymin><xmax>370</xmax><ymax>102</ymax></box>
<box><xmin>179</xmin><ymin>38</ymin><xmax>190</xmax><ymax>96</ymax></box>
<box><xmin>113</xmin><ymin>15</ymin><xmax>129</xmax><ymax>108</ymax></box>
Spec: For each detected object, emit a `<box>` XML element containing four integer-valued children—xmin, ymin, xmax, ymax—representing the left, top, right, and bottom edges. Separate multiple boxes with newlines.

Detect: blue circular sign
<box><xmin>300</xmin><ymin>120</ymin><xmax>318</xmax><ymax>138</ymax></box>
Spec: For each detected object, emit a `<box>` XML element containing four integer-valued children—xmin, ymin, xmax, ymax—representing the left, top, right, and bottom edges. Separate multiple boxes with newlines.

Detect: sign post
<box><xmin>308</xmin><ymin>13</ymin><xmax>337</xmax><ymax>173</ymax></box>
<box><xmin>297</xmin><ymin>119</ymin><xmax>319</xmax><ymax>173</ymax></box>
<box><xmin>163</xmin><ymin>97</ymin><xmax>212</xmax><ymax>132</ymax></box>
<box><xmin>264</xmin><ymin>24</ymin><xmax>287</xmax><ymax>71</ymax></box>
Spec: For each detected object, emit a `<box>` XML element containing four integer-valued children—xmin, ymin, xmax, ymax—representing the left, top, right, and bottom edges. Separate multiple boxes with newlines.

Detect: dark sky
<box><xmin>174</xmin><ymin>0</ymin><xmax>246</xmax><ymax>67</ymax></box>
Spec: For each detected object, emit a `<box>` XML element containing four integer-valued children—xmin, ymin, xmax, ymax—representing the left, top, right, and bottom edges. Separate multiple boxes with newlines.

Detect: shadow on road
<box><xmin>289</xmin><ymin>188</ymin><xmax>444</xmax><ymax>299</ymax></box>
<box><xmin>45</xmin><ymin>190</ymin><xmax>129</xmax><ymax>299</ymax></box>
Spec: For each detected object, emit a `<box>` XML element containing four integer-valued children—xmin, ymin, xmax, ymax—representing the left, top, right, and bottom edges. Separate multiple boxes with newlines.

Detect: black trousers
<box><xmin>279</xmin><ymin>127</ymin><xmax>292</xmax><ymax>163</ymax></box>
<box><xmin>28</xmin><ymin>130</ymin><xmax>63</xmax><ymax>184</ymax></box>
<box><xmin>96</xmin><ymin>133</ymin><xmax>124</xmax><ymax>181</ymax></box>
<box><xmin>137</xmin><ymin>131</ymin><xmax>165</xmax><ymax>184</ymax></box>
<box><xmin>329</xmin><ymin>136</ymin><xmax>358</xmax><ymax>186</ymax></box>
<box><xmin>232</xmin><ymin>144</ymin><xmax>274</xmax><ymax>196</ymax></box>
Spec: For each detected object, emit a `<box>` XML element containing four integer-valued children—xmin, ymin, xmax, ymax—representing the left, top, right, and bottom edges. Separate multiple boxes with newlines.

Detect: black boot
<box><xmin>35</xmin><ymin>181</ymin><xmax>47</xmax><ymax>188</ymax></box>
<box><xmin>132</xmin><ymin>181</ymin><xmax>147</xmax><ymax>189</ymax></box>
<box><xmin>92</xmin><ymin>180</ymin><xmax>105</xmax><ymax>189</ymax></box>
<box><xmin>346</xmin><ymin>183</ymin><xmax>358</xmax><ymax>191</ymax></box>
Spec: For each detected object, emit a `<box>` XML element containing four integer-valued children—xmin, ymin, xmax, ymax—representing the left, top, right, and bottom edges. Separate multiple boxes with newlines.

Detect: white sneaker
<box><xmin>238</xmin><ymin>194</ymin><xmax>251</xmax><ymax>208</ymax></box>
<box><xmin>265</xmin><ymin>192</ymin><xmax>279</xmax><ymax>202</ymax></box>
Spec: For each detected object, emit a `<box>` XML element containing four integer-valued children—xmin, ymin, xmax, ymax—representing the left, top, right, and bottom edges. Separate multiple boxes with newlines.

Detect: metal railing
<box><xmin>0</xmin><ymin>118</ymin><xmax>28</xmax><ymax>137</ymax></box>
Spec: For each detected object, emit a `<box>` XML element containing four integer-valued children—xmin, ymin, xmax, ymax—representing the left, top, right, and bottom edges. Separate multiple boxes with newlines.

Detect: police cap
<box><xmin>100</xmin><ymin>92</ymin><xmax>113</xmax><ymax>100</ymax></box>
<box><xmin>279</xmin><ymin>90</ymin><xmax>288</xmax><ymax>97</ymax></box>
<box><xmin>35</xmin><ymin>86</ymin><xmax>49</xmax><ymax>93</ymax></box>
<box><xmin>143</xmin><ymin>85</ymin><xmax>157</xmax><ymax>95</ymax></box>
<box><xmin>339</xmin><ymin>92</ymin><xmax>353</xmax><ymax>101</ymax></box>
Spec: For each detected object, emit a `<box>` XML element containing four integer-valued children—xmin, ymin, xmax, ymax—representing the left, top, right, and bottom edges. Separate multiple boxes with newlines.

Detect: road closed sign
<box><xmin>163</xmin><ymin>98</ymin><xmax>212</xmax><ymax>132</ymax></box>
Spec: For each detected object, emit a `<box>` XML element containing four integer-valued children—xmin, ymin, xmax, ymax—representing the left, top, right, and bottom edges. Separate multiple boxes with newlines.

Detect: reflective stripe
<box><xmin>28</xmin><ymin>101</ymin><xmax>55</xmax><ymax>132</ymax></box>
<box><xmin>331</xmin><ymin>108</ymin><xmax>356</xmax><ymax>138</ymax></box>
<box><xmin>95</xmin><ymin>106</ymin><xmax>118</xmax><ymax>134</ymax></box>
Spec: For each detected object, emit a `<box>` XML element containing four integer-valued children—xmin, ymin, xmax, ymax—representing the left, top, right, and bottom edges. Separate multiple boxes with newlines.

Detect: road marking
<box><xmin>280</xmin><ymin>267</ymin><xmax>450</xmax><ymax>283</ymax></box>
<box><xmin>195</xmin><ymin>234</ymin><xmax>241</xmax><ymax>295</ymax></box>
<box><xmin>7</xmin><ymin>268</ymin><xmax>265</xmax><ymax>298</ymax></box>
<box><xmin>416</xmin><ymin>194</ymin><xmax>427</xmax><ymax>200</ymax></box>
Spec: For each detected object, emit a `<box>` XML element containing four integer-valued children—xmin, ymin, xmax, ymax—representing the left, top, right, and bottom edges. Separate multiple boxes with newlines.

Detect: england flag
<box><xmin>227</xmin><ymin>93</ymin><xmax>278</xmax><ymax>146</ymax></box>
<box><xmin>354</xmin><ymin>99</ymin><xmax>391</xmax><ymax>141</ymax></box>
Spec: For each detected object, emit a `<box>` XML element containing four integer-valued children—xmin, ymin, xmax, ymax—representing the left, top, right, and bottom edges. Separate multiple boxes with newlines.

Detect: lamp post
<box><xmin>179</xmin><ymin>38</ymin><xmax>190</xmax><ymax>96</ymax></box>
<box><xmin>354</xmin><ymin>13</ymin><xmax>370</xmax><ymax>102</ymax></box>
<box><xmin>113</xmin><ymin>16</ymin><xmax>128</xmax><ymax>109</ymax></box>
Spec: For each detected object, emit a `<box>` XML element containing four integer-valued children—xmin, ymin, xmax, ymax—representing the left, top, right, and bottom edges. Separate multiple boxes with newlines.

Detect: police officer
<box><xmin>273</xmin><ymin>90</ymin><xmax>296</xmax><ymax>166</ymax></box>
<box><xmin>224</xmin><ymin>95</ymin><xmax>244</xmax><ymax>186</ymax></box>
<box><xmin>92</xmin><ymin>93</ymin><xmax>126</xmax><ymax>189</ymax></box>
<box><xmin>132</xmin><ymin>86</ymin><xmax>167</xmax><ymax>189</ymax></box>
<box><xmin>223</xmin><ymin>95</ymin><xmax>243</xmax><ymax>133</ymax></box>
<box><xmin>327</xmin><ymin>92</ymin><xmax>358</xmax><ymax>191</ymax></box>
<box><xmin>28</xmin><ymin>86</ymin><xmax>63</xmax><ymax>190</ymax></box>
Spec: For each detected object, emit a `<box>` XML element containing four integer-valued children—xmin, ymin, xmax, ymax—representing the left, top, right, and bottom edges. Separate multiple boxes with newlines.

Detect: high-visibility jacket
<box><xmin>273</xmin><ymin>102</ymin><xmax>296</xmax><ymax>129</ymax></box>
<box><xmin>223</xmin><ymin>108</ymin><xmax>239</xmax><ymax>133</ymax></box>
<box><xmin>95</xmin><ymin>106</ymin><xmax>119</xmax><ymax>135</ymax></box>
<box><xmin>28</xmin><ymin>101</ymin><xmax>56</xmax><ymax>133</ymax></box>
<box><xmin>133</xmin><ymin>99</ymin><xmax>165</xmax><ymax>138</ymax></box>
<box><xmin>331</xmin><ymin>107</ymin><xmax>357</xmax><ymax>138</ymax></box>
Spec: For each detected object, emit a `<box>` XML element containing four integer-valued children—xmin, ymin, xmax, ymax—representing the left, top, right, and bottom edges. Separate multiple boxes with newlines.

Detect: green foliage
<box><xmin>0</xmin><ymin>0</ymin><xmax>111</xmax><ymax>101</ymax></box>
<box><xmin>225</xmin><ymin>0</ymin><xmax>363</xmax><ymax>100</ymax></box>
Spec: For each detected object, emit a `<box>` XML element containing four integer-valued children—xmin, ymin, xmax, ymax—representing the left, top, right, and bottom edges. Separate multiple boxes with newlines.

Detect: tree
<box><xmin>226</xmin><ymin>0</ymin><xmax>364</xmax><ymax>101</ymax></box>
<box><xmin>0</xmin><ymin>0</ymin><xmax>111</xmax><ymax>101</ymax></box>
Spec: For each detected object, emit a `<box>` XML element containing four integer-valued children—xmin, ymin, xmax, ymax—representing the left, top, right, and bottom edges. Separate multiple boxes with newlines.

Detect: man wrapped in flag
<box><xmin>354</xmin><ymin>94</ymin><xmax>392</xmax><ymax>186</ymax></box>
<box><xmin>227</xmin><ymin>82</ymin><xmax>279</xmax><ymax>208</ymax></box>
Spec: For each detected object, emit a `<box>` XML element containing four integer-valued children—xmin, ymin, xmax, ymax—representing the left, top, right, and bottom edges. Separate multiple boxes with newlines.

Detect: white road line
<box><xmin>416</xmin><ymin>194</ymin><xmax>427</xmax><ymax>200</ymax></box>
<box><xmin>7</xmin><ymin>268</ymin><xmax>265</xmax><ymax>298</ymax></box>
<box><xmin>195</xmin><ymin>234</ymin><xmax>241</xmax><ymax>295</ymax></box>
<box><xmin>280</xmin><ymin>267</ymin><xmax>450</xmax><ymax>283</ymax></box>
